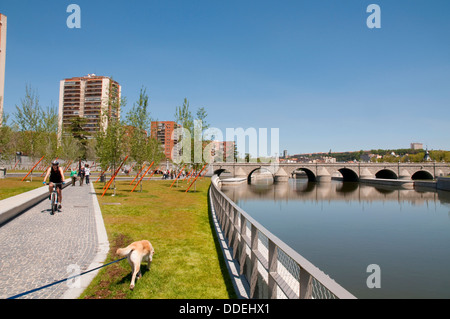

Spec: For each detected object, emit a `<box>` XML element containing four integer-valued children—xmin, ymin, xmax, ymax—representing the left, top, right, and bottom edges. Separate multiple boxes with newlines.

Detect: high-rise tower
<box><xmin>58</xmin><ymin>74</ymin><xmax>121</xmax><ymax>139</ymax></box>
<box><xmin>0</xmin><ymin>14</ymin><xmax>7</xmax><ymax>126</ymax></box>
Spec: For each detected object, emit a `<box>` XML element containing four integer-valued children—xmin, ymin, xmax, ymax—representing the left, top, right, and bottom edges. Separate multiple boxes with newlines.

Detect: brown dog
<box><xmin>116</xmin><ymin>240</ymin><xmax>155</xmax><ymax>290</ymax></box>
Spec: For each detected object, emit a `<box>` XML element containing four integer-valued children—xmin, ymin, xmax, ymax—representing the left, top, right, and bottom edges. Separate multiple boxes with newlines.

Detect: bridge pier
<box><xmin>317</xmin><ymin>175</ymin><xmax>331</xmax><ymax>183</ymax></box>
<box><xmin>317</xmin><ymin>168</ymin><xmax>331</xmax><ymax>183</ymax></box>
<box><xmin>274</xmin><ymin>168</ymin><xmax>289</xmax><ymax>183</ymax></box>
<box><xmin>399</xmin><ymin>169</ymin><xmax>411</xmax><ymax>180</ymax></box>
<box><xmin>235</xmin><ymin>167</ymin><xmax>247</xmax><ymax>178</ymax></box>
<box><xmin>360</xmin><ymin>168</ymin><xmax>374</xmax><ymax>179</ymax></box>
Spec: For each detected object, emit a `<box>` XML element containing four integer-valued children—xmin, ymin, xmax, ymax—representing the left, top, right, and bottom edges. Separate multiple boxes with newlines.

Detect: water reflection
<box><xmin>223</xmin><ymin>179</ymin><xmax>449</xmax><ymax>207</ymax></box>
<box><xmin>221</xmin><ymin>178</ymin><xmax>450</xmax><ymax>299</ymax></box>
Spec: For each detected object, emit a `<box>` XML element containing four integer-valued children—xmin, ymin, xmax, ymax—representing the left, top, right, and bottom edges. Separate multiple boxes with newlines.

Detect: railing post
<box><xmin>223</xmin><ymin>201</ymin><xmax>230</xmax><ymax>239</ymax></box>
<box><xmin>268</xmin><ymin>239</ymin><xmax>278</xmax><ymax>299</ymax></box>
<box><xmin>250</xmin><ymin>224</ymin><xmax>258</xmax><ymax>298</ymax></box>
<box><xmin>239</xmin><ymin>215</ymin><xmax>247</xmax><ymax>275</ymax></box>
<box><xmin>299</xmin><ymin>266</ymin><xmax>313</xmax><ymax>299</ymax></box>
<box><xmin>227</xmin><ymin>204</ymin><xmax>234</xmax><ymax>240</ymax></box>
<box><xmin>232</xmin><ymin>210</ymin><xmax>240</xmax><ymax>259</ymax></box>
<box><xmin>213</xmin><ymin>189</ymin><xmax>222</xmax><ymax>226</ymax></box>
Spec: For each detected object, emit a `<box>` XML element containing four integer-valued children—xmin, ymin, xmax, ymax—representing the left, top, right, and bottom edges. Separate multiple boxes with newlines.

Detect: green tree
<box><xmin>38</xmin><ymin>104</ymin><xmax>59</xmax><ymax>162</ymax></box>
<box><xmin>12</xmin><ymin>85</ymin><xmax>43</xmax><ymax>158</ymax></box>
<box><xmin>0</xmin><ymin>114</ymin><xmax>14</xmax><ymax>162</ymax></box>
<box><xmin>68</xmin><ymin>116</ymin><xmax>89</xmax><ymax>161</ymax></box>
<box><xmin>95</xmin><ymin>79</ymin><xmax>126</xmax><ymax>195</ymax></box>
<box><xmin>59</xmin><ymin>133</ymin><xmax>83</xmax><ymax>163</ymax></box>
<box><xmin>174</xmin><ymin>98</ymin><xmax>210</xmax><ymax>171</ymax></box>
<box><xmin>125</xmin><ymin>88</ymin><xmax>152</xmax><ymax>167</ymax></box>
<box><xmin>174</xmin><ymin>98</ymin><xmax>194</xmax><ymax>133</ymax></box>
<box><xmin>12</xmin><ymin>85</ymin><xmax>59</xmax><ymax>163</ymax></box>
<box><xmin>125</xmin><ymin>87</ymin><xmax>164</xmax><ymax>191</ymax></box>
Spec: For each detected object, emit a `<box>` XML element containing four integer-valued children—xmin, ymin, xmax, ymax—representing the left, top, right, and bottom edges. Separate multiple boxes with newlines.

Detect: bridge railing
<box><xmin>210</xmin><ymin>175</ymin><xmax>357</xmax><ymax>299</ymax></box>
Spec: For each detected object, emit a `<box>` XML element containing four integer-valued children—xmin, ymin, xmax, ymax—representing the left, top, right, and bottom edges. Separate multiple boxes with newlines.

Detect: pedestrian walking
<box><xmin>85</xmin><ymin>164</ymin><xmax>91</xmax><ymax>185</ymax></box>
<box><xmin>79</xmin><ymin>165</ymin><xmax>85</xmax><ymax>186</ymax></box>
<box><xmin>70</xmin><ymin>167</ymin><xmax>78</xmax><ymax>186</ymax></box>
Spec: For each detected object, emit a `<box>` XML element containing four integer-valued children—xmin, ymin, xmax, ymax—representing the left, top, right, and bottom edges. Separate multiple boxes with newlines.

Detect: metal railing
<box><xmin>210</xmin><ymin>175</ymin><xmax>357</xmax><ymax>299</ymax></box>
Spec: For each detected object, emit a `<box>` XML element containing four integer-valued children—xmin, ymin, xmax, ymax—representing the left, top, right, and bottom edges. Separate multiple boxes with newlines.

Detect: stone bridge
<box><xmin>222</xmin><ymin>180</ymin><xmax>450</xmax><ymax>204</ymax></box>
<box><xmin>211</xmin><ymin>162</ymin><xmax>450</xmax><ymax>183</ymax></box>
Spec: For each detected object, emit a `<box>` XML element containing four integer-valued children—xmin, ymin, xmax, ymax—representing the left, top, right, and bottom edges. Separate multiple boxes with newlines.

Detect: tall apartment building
<box><xmin>410</xmin><ymin>143</ymin><xmax>423</xmax><ymax>150</ymax></box>
<box><xmin>209</xmin><ymin>140</ymin><xmax>236</xmax><ymax>163</ymax></box>
<box><xmin>150</xmin><ymin>121</ymin><xmax>181</xmax><ymax>160</ymax></box>
<box><xmin>0</xmin><ymin>14</ymin><xmax>7</xmax><ymax>126</ymax></box>
<box><xmin>58</xmin><ymin>74</ymin><xmax>121</xmax><ymax>138</ymax></box>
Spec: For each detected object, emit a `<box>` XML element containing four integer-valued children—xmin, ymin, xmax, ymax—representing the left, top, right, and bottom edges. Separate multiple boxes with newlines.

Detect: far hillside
<box><xmin>292</xmin><ymin>149</ymin><xmax>450</xmax><ymax>163</ymax></box>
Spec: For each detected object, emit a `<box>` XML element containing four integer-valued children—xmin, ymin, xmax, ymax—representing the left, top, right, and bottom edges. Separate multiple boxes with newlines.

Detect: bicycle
<box><xmin>44</xmin><ymin>182</ymin><xmax>64</xmax><ymax>215</ymax></box>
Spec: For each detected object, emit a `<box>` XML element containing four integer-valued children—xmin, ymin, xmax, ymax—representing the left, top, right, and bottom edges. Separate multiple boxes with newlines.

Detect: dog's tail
<box><xmin>116</xmin><ymin>246</ymin><xmax>134</xmax><ymax>256</ymax></box>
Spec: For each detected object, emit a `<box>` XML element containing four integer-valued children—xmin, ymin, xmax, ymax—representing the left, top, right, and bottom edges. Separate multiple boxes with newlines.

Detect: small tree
<box><xmin>12</xmin><ymin>85</ymin><xmax>43</xmax><ymax>159</ymax></box>
<box><xmin>68</xmin><ymin>116</ymin><xmax>89</xmax><ymax>161</ymax></box>
<box><xmin>0</xmin><ymin>114</ymin><xmax>14</xmax><ymax>163</ymax></box>
<box><xmin>174</xmin><ymin>98</ymin><xmax>210</xmax><ymax>181</ymax></box>
<box><xmin>59</xmin><ymin>132</ymin><xmax>83</xmax><ymax>164</ymax></box>
<box><xmin>95</xmin><ymin>79</ymin><xmax>126</xmax><ymax>195</ymax></box>
<box><xmin>125</xmin><ymin>88</ymin><xmax>151</xmax><ymax>166</ymax></box>
<box><xmin>38</xmin><ymin>104</ymin><xmax>59</xmax><ymax>162</ymax></box>
<box><xmin>125</xmin><ymin>87</ymin><xmax>164</xmax><ymax>191</ymax></box>
<box><xmin>12</xmin><ymin>85</ymin><xmax>60</xmax><ymax>165</ymax></box>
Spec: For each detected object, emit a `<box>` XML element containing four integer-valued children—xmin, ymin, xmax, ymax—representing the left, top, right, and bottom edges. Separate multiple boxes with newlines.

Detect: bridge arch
<box><xmin>411</xmin><ymin>170</ymin><xmax>434</xmax><ymax>180</ymax></box>
<box><xmin>214</xmin><ymin>168</ymin><xmax>232</xmax><ymax>177</ymax></box>
<box><xmin>375</xmin><ymin>169</ymin><xmax>398</xmax><ymax>180</ymax></box>
<box><xmin>247</xmin><ymin>167</ymin><xmax>274</xmax><ymax>184</ymax></box>
<box><xmin>292</xmin><ymin>168</ymin><xmax>317</xmax><ymax>182</ymax></box>
<box><xmin>337</xmin><ymin>168</ymin><xmax>359</xmax><ymax>182</ymax></box>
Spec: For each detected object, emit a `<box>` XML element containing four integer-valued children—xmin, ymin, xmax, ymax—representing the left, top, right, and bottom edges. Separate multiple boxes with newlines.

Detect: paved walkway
<box><xmin>0</xmin><ymin>182</ymin><xmax>108</xmax><ymax>299</ymax></box>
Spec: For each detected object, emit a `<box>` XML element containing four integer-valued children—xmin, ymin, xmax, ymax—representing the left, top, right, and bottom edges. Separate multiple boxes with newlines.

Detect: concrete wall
<box><xmin>0</xmin><ymin>182</ymin><xmax>72</xmax><ymax>226</ymax></box>
<box><xmin>437</xmin><ymin>177</ymin><xmax>450</xmax><ymax>192</ymax></box>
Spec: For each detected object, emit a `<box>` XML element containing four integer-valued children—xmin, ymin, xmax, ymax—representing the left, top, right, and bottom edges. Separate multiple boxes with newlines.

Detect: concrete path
<box><xmin>0</xmin><ymin>182</ymin><xmax>108</xmax><ymax>299</ymax></box>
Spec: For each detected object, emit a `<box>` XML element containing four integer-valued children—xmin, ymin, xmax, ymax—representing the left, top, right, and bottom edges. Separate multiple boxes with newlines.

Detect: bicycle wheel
<box><xmin>51</xmin><ymin>193</ymin><xmax>56</xmax><ymax>215</ymax></box>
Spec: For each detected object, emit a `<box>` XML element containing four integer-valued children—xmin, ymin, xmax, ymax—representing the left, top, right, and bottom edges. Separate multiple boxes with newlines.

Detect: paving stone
<box><xmin>0</xmin><ymin>184</ymin><xmax>100</xmax><ymax>299</ymax></box>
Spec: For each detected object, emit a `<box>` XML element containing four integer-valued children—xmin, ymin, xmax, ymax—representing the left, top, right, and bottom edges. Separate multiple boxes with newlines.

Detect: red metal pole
<box><xmin>130</xmin><ymin>163</ymin><xmax>146</xmax><ymax>185</ymax></box>
<box><xmin>95</xmin><ymin>166</ymin><xmax>109</xmax><ymax>183</ymax></box>
<box><xmin>147</xmin><ymin>167</ymin><xmax>160</xmax><ymax>180</ymax></box>
<box><xmin>182</xmin><ymin>168</ymin><xmax>192</xmax><ymax>181</ymax></box>
<box><xmin>170</xmin><ymin>164</ymin><xmax>186</xmax><ymax>188</ymax></box>
<box><xmin>102</xmin><ymin>155</ymin><xmax>129</xmax><ymax>197</ymax></box>
<box><xmin>22</xmin><ymin>156</ymin><xmax>45</xmax><ymax>181</ymax></box>
<box><xmin>131</xmin><ymin>162</ymin><xmax>154</xmax><ymax>192</ymax></box>
<box><xmin>185</xmin><ymin>164</ymin><xmax>207</xmax><ymax>193</ymax></box>
<box><xmin>13</xmin><ymin>159</ymin><xmax>20</xmax><ymax>170</ymax></box>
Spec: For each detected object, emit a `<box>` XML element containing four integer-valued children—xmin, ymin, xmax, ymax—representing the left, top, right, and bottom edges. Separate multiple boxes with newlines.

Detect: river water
<box><xmin>221</xmin><ymin>178</ymin><xmax>450</xmax><ymax>299</ymax></box>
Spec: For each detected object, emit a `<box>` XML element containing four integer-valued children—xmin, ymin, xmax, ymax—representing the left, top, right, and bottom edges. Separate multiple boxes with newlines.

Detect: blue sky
<box><xmin>1</xmin><ymin>0</ymin><xmax>450</xmax><ymax>154</ymax></box>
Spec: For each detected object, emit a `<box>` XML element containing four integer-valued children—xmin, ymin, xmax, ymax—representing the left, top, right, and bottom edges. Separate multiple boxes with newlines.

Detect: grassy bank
<box><xmin>0</xmin><ymin>177</ymin><xmax>46</xmax><ymax>201</ymax></box>
<box><xmin>80</xmin><ymin>178</ymin><xmax>235</xmax><ymax>299</ymax></box>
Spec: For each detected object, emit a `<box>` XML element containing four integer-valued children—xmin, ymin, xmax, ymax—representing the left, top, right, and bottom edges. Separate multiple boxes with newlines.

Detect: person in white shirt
<box><xmin>85</xmin><ymin>164</ymin><xmax>91</xmax><ymax>184</ymax></box>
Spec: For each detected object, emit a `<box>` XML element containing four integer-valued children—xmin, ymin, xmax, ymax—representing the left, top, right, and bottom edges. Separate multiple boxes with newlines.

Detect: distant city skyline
<box><xmin>1</xmin><ymin>1</ymin><xmax>449</xmax><ymax>154</ymax></box>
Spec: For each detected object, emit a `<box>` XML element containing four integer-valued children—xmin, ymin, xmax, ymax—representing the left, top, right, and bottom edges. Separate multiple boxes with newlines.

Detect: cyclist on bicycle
<box><xmin>43</xmin><ymin>160</ymin><xmax>66</xmax><ymax>209</ymax></box>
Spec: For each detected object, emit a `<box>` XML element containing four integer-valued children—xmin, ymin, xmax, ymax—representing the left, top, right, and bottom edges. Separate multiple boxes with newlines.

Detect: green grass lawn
<box><xmin>80</xmin><ymin>178</ymin><xmax>236</xmax><ymax>299</ymax></box>
<box><xmin>0</xmin><ymin>177</ymin><xmax>47</xmax><ymax>201</ymax></box>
